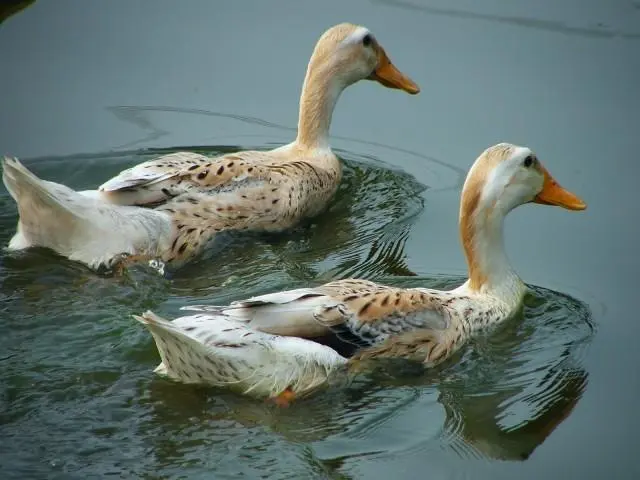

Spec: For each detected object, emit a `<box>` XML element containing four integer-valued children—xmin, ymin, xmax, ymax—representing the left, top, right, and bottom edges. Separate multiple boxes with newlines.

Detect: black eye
<box><xmin>362</xmin><ymin>34</ymin><xmax>372</xmax><ymax>46</ymax></box>
<box><xmin>523</xmin><ymin>155</ymin><xmax>534</xmax><ymax>168</ymax></box>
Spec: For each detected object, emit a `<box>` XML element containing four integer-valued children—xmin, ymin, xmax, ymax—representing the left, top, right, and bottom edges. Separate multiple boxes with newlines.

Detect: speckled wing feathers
<box><xmin>349</xmin><ymin>329</ymin><xmax>453</xmax><ymax>367</ymax></box>
<box><xmin>183</xmin><ymin>279</ymin><xmax>454</xmax><ymax>351</ymax></box>
<box><xmin>312</xmin><ymin>279</ymin><xmax>451</xmax><ymax>346</ymax></box>
<box><xmin>153</xmin><ymin>159</ymin><xmax>341</xmax><ymax>265</ymax></box>
<box><xmin>98</xmin><ymin>150</ymin><xmax>286</xmax><ymax>206</ymax></box>
<box><xmin>99</xmin><ymin>152</ymin><xmax>209</xmax><ymax>196</ymax></box>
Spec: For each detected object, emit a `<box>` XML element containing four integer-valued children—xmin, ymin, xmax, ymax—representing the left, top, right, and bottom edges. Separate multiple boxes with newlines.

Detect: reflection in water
<box><xmin>436</xmin><ymin>285</ymin><xmax>593</xmax><ymax>461</ymax></box>
<box><xmin>373</xmin><ymin>0</ymin><xmax>640</xmax><ymax>40</ymax></box>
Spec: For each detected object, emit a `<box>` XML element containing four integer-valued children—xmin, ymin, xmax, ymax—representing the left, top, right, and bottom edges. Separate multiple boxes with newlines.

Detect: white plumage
<box><xmin>134</xmin><ymin>311</ymin><xmax>348</xmax><ymax>400</ymax></box>
<box><xmin>2</xmin><ymin>156</ymin><xmax>172</xmax><ymax>270</ymax></box>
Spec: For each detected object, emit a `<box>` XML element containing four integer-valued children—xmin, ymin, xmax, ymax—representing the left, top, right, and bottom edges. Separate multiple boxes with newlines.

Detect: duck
<box><xmin>134</xmin><ymin>142</ymin><xmax>587</xmax><ymax>405</ymax></box>
<box><xmin>1</xmin><ymin>23</ymin><xmax>419</xmax><ymax>271</ymax></box>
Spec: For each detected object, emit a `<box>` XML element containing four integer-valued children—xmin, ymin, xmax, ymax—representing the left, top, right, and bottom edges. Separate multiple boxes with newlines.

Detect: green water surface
<box><xmin>1</xmin><ymin>1</ymin><xmax>638</xmax><ymax>479</ymax></box>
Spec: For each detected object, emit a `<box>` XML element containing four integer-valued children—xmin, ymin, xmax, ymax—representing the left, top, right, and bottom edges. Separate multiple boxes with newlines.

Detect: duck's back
<box><xmin>97</xmin><ymin>147</ymin><xmax>342</xmax><ymax>217</ymax></box>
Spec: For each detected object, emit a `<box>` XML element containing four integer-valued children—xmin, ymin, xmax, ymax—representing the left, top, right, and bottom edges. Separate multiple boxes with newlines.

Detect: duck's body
<box><xmin>136</xmin><ymin>143</ymin><xmax>586</xmax><ymax>403</ymax></box>
<box><xmin>182</xmin><ymin>277</ymin><xmax>523</xmax><ymax>358</ymax></box>
<box><xmin>95</xmin><ymin>147</ymin><xmax>337</xmax><ymax>214</ymax></box>
<box><xmin>137</xmin><ymin>279</ymin><xmax>518</xmax><ymax>403</ymax></box>
<box><xmin>2</xmin><ymin>23</ymin><xmax>419</xmax><ymax>271</ymax></box>
<box><xmin>134</xmin><ymin>278</ymin><xmax>521</xmax><ymax>404</ymax></box>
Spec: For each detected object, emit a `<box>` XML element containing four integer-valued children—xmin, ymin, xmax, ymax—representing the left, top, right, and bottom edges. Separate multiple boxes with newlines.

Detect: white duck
<box><xmin>135</xmin><ymin>142</ymin><xmax>586</xmax><ymax>405</ymax></box>
<box><xmin>1</xmin><ymin>23</ymin><xmax>418</xmax><ymax>271</ymax></box>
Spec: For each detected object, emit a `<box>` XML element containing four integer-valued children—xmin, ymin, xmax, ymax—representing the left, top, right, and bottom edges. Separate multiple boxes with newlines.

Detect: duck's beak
<box><xmin>368</xmin><ymin>45</ymin><xmax>420</xmax><ymax>95</ymax></box>
<box><xmin>533</xmin><ymin>166</ymin><xmax>587</xmax><ymax>211</ymax></box>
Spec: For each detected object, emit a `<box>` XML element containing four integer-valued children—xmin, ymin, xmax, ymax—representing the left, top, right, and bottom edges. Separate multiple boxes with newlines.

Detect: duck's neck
<box><xmin>460</xmin><ymin>205</ymin><xmax>524</xmax><ymax>302</ymax></box>
<box><xmin>295</xmin><ymin>59</ymin><xmax>344</xmax><ymax>150</ymax></box>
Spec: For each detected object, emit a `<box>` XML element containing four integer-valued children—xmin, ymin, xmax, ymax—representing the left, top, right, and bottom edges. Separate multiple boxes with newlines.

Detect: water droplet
<box><xmin>148</xmin><ymin>259</ymin><xmax>166</xmax><ymax>276</ymax></box>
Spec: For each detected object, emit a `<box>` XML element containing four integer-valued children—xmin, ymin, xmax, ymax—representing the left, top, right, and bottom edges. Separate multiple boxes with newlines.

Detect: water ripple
<box><xmin>373</xmin><ymin>0</ymin><xmax>640</xmax><ymax>40</ymax></box>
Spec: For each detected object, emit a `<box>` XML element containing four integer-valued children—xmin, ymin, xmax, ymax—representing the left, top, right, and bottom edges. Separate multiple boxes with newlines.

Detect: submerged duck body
<box><xmin>135</xmin><ymin>143</ymin><xmax>587</xmax><ymax>404</ymax></box>
<box><xmin>1</xmin><ymin>23</ymin><xmax>419</xmax><ymax>270</ymax></box>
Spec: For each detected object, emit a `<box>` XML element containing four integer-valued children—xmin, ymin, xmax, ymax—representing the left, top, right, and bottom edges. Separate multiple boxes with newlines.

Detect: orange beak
<box><xmin>533</xmin><ymin>165</ymin><xmax>587</xmax><ymax>211</ymax></box>
<box><xmin>368</xmin><ymin>45</ymin><xmax>420</xmax><ymax>95</ymax></box>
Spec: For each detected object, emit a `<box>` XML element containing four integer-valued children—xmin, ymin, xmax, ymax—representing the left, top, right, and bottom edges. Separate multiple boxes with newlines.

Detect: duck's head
<box><xmin>461</xmin><ymin>143</ymin><xmax>587</xmax><ymax>221</ymax></box>
<box><xmin>307</xmin><ymin>23</ymin><xmax>420</xmax><ymax>95</ymax></box>
<box><xmin>460</xmin><ymin>143</ymin><xmax>586</xmax><ymax>292</ymax></box>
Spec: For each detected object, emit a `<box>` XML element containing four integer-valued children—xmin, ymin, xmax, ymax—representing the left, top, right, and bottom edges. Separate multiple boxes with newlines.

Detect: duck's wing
<box><xmin>182</xmin><ymin>279</ymin><xmax>451</xmax><ymax>349</ymax></box>
<box><xmin>181</xmin><ymin>287</ymin><xmax>344</xmax><ymax>338</ymax></box>
<box><xmin>99</xmin><ymin>150</ymin><xmax>276</xmax><ymax>206</ymax></box>
<box><xmin>311</xmin><ymin>279</ymin><xmax>452</xmax><ymax>349</ymax></box>
<box><xmin>348</xmin><ymin>328</ymin><xmax>458</xmax><ymax>367</ymax></box>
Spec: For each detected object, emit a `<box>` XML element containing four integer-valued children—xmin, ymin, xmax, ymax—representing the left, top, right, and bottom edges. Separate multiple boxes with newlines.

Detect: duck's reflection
<box><xmin>441</xmin><ymin>352</ymin><xmax>586</xmax><ymax>461</ymax></box>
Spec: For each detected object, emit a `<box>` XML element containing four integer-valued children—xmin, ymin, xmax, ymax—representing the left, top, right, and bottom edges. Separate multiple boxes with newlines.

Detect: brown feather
<box><xmin>459</xmin><ymin>144</ymin><xmax>516</xmax><ymax>290</ymax></box>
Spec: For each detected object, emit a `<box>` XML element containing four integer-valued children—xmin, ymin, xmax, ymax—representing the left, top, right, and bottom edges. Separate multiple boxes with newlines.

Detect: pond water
<box><xmin>1</xmin><ymin>1</ymin><xmax>638</xmax><ymax>479</ymax></box>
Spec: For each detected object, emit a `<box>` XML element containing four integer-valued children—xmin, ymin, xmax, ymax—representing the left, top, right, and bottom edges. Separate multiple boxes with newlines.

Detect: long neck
<box><xmin>460</xmin><ymin>203</ymin><xmax>523</xmax><ymax>300</ymax></box>
<box><xmin>295</xmin><ymin>59</ymin><xmax>343</xmax><ymax>149</ymax></box>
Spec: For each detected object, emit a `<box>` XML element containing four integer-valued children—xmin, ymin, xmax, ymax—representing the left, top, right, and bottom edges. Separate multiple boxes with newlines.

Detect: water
<box><xmin>1</xmin><ymin>1</ymin><xmax>638</xmax><ymax>479</ymax></box>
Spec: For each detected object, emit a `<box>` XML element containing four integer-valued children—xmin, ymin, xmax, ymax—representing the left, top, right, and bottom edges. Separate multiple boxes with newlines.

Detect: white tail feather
<box><xmin>2</xmin><ymin>156</ymin><xmax>173</xmax><ymax>269</ymax></box>
<box><xmin>134</xmin><ymin>310</ymin><xmax>347</xmax><ymax>399</ymax></box>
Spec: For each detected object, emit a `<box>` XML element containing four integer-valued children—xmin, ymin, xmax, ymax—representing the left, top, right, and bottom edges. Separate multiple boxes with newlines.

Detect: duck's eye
<box><xmin>523</xmin><ymin>155</ymin><xmax>534</xmax><ymax>168</ymax></box>
<box><xmin>362</xmin><ymin>34</ymin><xmax>372</xmax><ymax>46</ymax></box>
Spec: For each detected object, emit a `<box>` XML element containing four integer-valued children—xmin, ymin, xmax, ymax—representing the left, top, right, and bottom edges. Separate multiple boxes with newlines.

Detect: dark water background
<box><xmin>1</xmin><ymin>1</ymin><xmax>638</xmax><ymax>478</ymax></box>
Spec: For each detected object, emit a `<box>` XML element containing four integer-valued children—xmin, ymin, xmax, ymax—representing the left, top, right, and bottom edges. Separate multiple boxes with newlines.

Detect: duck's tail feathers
<box><xmin>2</xmin><ymin>156</ymin><xmax>172</xmax><ymax>269</ymax></box>
<box><xmin>3</xmin><ymin>156</ymin><xmax>77</xmax><ymax>216</ymax></box>
<box><xmin>135</xmin><ymin>310</ymin><xmax>348</xmax><ymax>400</ymax></box>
